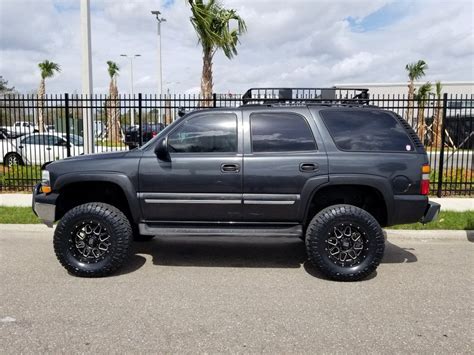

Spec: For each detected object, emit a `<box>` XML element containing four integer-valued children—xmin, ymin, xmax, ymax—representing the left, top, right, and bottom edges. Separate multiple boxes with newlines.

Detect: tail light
<box><xmin>41</xmin><ymin>170</ymin><xmax>52</xmax><ymax>194</ymax></box>
<box><xmin>421</xmin><ymin>164</ymin><xmax>430</xmax><ymax>195</ymax></box>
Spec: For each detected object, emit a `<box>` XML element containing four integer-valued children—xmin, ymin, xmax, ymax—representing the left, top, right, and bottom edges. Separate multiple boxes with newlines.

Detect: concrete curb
<box><xmin>385</xmin><ymin>229</ymin><xmax>473</xmax><ymax>242</ymax></box>
<box><xmin>0</xmin><ymin>224</ymin><xmax>472</xmax><ymax>242</ymax></box>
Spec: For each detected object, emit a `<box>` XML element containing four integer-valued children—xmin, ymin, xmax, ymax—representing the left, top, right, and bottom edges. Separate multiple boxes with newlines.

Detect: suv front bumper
<box><xmin>420</xmin><ymin>201</ymin><xmax>441</xmax><ymax>224</ymax></box>
<box><xmin>32</xmin><ymin>184</ymin><xmax>58</xmax><ymax>227</ymax></box>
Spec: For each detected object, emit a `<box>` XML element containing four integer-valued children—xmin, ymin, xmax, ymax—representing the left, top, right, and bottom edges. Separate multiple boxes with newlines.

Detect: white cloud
<box><xmin>0</xmin><ymin>0</ymin><xmax>472</xmax><ymax>95</ymax></box>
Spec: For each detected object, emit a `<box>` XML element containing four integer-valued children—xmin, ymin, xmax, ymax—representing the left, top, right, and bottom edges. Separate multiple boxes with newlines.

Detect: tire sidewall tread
<box><xmin>306</xmin><ymin>204</ymin><xmax>385</xmax><ymax>281</ymax></box>
<box><xmin>53</xmin><ymin>202</ymin><xmax>132</xmax><ymax>277</ymax></box>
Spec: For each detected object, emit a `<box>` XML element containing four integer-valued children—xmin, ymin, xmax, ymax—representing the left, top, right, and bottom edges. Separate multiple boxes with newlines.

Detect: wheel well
<box><xmin>305</xmin><ymin>185</ymin><xmax>387</xmax><ymax>227</ymax></box>
<box><xmin>55</xmin><ymin>182</ymin><xmax>133</xmax><ymax>222</ymax></box>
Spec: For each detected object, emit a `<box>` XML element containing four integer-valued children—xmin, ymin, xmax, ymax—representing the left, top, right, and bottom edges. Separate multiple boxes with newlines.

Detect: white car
<box><xmin>3</xmin><ymin>132</ymin><xmax>84</xmax><ymax>166</ymax></box>
<box><xmin>0</xmin><ymin>128</ymin><xmax>19</xmax><ymax>166</ymax></box>
<box><xmin>4</xmin><ymin>121</ymin><xmax>39</xmax><ymax>137</ymax></box>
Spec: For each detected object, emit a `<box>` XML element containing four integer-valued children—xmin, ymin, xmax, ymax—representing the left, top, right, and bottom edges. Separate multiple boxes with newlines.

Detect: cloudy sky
<box><xmin>0</xmin><ymin>0</ymin><xmax>473</xmax><ymax>94</ymax></box>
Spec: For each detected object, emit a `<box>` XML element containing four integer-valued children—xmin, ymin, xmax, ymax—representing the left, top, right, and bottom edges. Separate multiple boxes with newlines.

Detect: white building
<box><xmin>335</xmin><ymin>81</ymin><xmax>473</xmax><ymax>97</ymax></box>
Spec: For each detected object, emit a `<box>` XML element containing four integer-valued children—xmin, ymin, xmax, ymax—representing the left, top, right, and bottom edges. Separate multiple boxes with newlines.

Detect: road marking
<box><xmin>1</xmin><ymin>316</ymin><xmax>16</xmax><ymax>322</ymax></box>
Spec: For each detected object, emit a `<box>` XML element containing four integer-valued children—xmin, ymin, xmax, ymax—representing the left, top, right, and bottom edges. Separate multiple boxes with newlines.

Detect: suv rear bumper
<box><xmin>389</xmin><ymin>195</ymin><xmax>440</xmax><ymax>226</ymax></box>
<box><xmin>421</xmin><ymin>201</ymin><xmax>441</xmax><ymax>224</ymax></box>
<box><xmin>32</xmin><ymin>184</ymin><xmax>58</xmax><ymax>227</ymax></box>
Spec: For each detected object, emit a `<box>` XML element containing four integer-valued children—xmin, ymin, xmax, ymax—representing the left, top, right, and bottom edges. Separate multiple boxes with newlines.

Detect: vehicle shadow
<box><xmin>118</xmin><ymin>235</ymin><xmax>418</xmax><ymax>279</ymax></box>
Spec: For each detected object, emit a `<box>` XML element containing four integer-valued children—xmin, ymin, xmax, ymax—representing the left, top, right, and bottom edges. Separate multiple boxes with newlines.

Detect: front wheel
<box><xmin>306</xmin><ymin>204</ymin><xmax>385</xmax><ymax>281</ymax></box>
<box><xmin>54</xmin><ymin>202</ymin><xmax>133</xmax><ymax>277</ymax></box>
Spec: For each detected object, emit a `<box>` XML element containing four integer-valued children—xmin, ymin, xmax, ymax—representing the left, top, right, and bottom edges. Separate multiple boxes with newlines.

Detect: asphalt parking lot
<box><xmin>1</xmin><ymin>226</ymin><xmax>473</xmax><ymax>353</ymax></box>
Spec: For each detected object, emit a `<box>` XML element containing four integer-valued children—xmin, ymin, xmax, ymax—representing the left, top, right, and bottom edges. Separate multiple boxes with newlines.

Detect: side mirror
<box><xmin>154</xmin><ymin>137</ymin><xmax>170</xmax><ymax>161</ymax></box>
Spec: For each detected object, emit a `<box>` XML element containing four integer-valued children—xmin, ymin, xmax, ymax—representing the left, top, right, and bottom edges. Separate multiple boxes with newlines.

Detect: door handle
<box><xmin>46</xmin><ymin>147</ymin><xmax>52</xmax><ymax>151</ymax></box>
<box><xmin>221</xmin><ymin>163</ymin><xmax>240</xmax><ymax>173</ymax></box>
<box><xmin>299</xmin><ymin>163</ymin><xmax>318</xmax><ymax>172</ymax></box>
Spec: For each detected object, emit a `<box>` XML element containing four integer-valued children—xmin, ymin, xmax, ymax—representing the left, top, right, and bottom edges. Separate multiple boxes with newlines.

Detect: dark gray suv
<box><xmin>33</xmin><ymin>88</ymin><xmax>440</xmax><ymax>281</ymax></box>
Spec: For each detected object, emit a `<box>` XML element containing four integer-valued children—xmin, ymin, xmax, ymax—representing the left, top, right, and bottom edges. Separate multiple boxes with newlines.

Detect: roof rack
<box><xmin>241</xmin><ymin>87</ymin><xmax>370</xmax><ymax>106</ymax></box>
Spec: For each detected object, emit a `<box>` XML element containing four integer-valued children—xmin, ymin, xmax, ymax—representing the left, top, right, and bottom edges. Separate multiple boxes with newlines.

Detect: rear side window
<box><xmin>250</xmin><ymin>113</ymin><xmax>317</xmax><ymax>152</ymax></box>
<box><xmin>321</xmin><ymin>110</ymin><xmax>414</xmax><ymax>152</ymax></box>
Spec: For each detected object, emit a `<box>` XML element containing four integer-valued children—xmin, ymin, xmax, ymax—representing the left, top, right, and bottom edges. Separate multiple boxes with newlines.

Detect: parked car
<box><xmin>0</xmin><ymin>128</ymin><xmax>18</xmax><ymax>166</ymax></box>
<box><xmin>4</xmin><ymin>121</ymin><xmax>39</xmax><ymax>137</ymax></box>
<box><xmin>33</xmin><ymin>87</ymin><xmax>440</xmax><ymax>280</ymax></box>
<box><xmin>124</xmin><ymin>123</ymin><xmax>164</xmax><ymax>149</ymax></box>
<box><xmin>3</xmin><ymin>132</ymin><xmax>84</xmax><ymax>166</ymax></box>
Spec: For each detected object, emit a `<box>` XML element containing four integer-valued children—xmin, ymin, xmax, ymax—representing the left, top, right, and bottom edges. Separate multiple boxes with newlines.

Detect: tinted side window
<box><xmin>46</xmin><ymin>135</ymin><xmax>64</xmax><ymax>146</ymax></box>
<box><xmin>250</xmin><ymin>113</ymin><xmax>317</xmax><ymax>152</ymax></box>
<box><xmin>22</xmin><ymin>135</ymin><xmax>45</xmax><ymax>145</ymax></box>
<box><xmin>321</xmin><ymin>110</ymin><xmax>414</xmax><ymax>152</ymax></box>
<box><xmin>168</xmin><ymin>113</ymin><xmax>237</xmax><ymax>153</ymax></box>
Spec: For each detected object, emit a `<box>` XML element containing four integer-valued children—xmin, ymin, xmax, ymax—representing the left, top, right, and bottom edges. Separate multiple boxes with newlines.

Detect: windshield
<box><xmin>60</xmin><ymin>133</ymin><xmax>84</xmax><ymax>146</ymax></box>
<box><xmin>69</xmin><ymin>134</ymin><xmax>84</xmax><ymax>146</ymax></box>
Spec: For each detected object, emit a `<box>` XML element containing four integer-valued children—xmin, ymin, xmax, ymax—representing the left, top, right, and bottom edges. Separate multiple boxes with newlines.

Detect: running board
<box><xmin>139</xmin><ymin>223</ymin><xmax>303</xmax><ymax>237</ymax></box>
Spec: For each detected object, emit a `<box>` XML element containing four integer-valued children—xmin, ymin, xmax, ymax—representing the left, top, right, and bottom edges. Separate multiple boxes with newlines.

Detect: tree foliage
<box><xmin>188</xmin><ymin>0</ymin><xmax>246</xmax><ymax>99</ymax></box>
<box><xmin>38</xmin><ymin>60</ymin><xmax>61</xmax><ymax>80</ymax></box>
<box><xmin>106</xmin><ymin>61</ymin><xmax>120</xmax><ymax>79</ymax></box>
<box><xmin>0</xmin><ymin>76</ymin><xmax>15</xmax><ymax>93</ymax></box>
<box><xmin>189</xmin><ymin>0</ymin><xmax>247</xmax><ymax>58</ymax></box>
<box><xmin>405</xmin><ymin>60</ymin><xmax>428</xmax><ymax>81</ymax></box>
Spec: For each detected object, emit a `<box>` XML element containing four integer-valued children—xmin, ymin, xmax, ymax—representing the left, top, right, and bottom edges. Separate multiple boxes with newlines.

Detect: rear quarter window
<box><xmin>320</xmin><ymin>110</ymin><xmax>414</xmax><ymax>152</ymax></box>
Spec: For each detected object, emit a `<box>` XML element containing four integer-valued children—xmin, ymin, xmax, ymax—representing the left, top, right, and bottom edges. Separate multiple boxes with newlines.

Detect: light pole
<box><xmin>80</xmin><ymin>0</ymin><xmax>94</xmax><ymax>154</ymax></box>
<box><xmin>151</xmin><ymin>10</ymin><xmax>166</xmax><ymax>96</ymax></box>
<box><xmin>120</xmin><ymin>54</ymin><xmax>141</xmax><ymax>126</ymax></box>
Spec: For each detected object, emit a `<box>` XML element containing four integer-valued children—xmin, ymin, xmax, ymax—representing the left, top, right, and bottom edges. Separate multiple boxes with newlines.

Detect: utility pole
<box><xmin>151</xmin><ymin>10</ymin><xmax>166</xmax><ymax>96</ymax></box>
<box><xmin>120</xmin><ymin>54</ymin><xmax>141</xmax><ymax>126</ymax></box>
<box><xmin>80</xmin><ymin>0</ymin><xmax>94</xmax><ymax>154</ymax></box>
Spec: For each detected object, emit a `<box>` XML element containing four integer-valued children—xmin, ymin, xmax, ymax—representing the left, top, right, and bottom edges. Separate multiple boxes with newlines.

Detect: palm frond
<box><xmin>38</xmin><ymin>60</ymin><xmax>61</xmax><ymax>79</ymax></box>
<box><xmin>415</xmin><ymin>82</ymin><xmax>432</xmax><ymax>104</ymax></box>
<box><xmin>107</xmin><ymin>61</ymin><xmax>120</xmax><ymax>79</ymax></box>
<box><xmin>435</xmin><ymin>81</ymin><xmax>442</xmax><ymax>98</ymax></box>
<box><xmin>188</xmin><ymin>0</ymin><xmax>247</xmax><ymax>59</ymax></box>
<box><xmin>405</xmin><ymin>60</ymin><xmax>428</xmax><ymax>81</ymax></box>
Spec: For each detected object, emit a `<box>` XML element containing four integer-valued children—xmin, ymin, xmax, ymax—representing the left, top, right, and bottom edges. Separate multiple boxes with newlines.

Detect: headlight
<box><xmin>41</xmin><ymin>170</ymin><xmax>51</xmax><ymax>194</ymax></box>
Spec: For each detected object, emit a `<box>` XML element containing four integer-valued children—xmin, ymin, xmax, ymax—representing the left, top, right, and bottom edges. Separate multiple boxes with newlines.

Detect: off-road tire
<box><xmin>306</xmin><ymin>204</ymin><xmax>385</xmax><ymax>281</ymax></box>
<box><xmin>54</xmin><ymin>202</ymin><xmax>133</xmax><ymax>277</ymax></box>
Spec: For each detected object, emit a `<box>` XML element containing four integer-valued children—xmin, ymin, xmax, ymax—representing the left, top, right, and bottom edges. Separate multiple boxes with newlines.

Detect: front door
<box><xmin>242</xmin><ymin>109</ymin><xmax>329</xmax><ymax>222</ymax></box>
<box><xmin>138</xmin><ymin>111</ymin><xmax>243</xmax><ymax>222</ymax></box>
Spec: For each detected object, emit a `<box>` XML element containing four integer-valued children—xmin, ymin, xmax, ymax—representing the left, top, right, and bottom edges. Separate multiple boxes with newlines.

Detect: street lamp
<box><xmin>120</xmin><ymin>54</ymin><xmax>141</xmax><ymax>126</ymax></box>
<box><xmin>151</xmin><ymin>10</ymin><xmax>166</xmax><ymax>96</ymax></box>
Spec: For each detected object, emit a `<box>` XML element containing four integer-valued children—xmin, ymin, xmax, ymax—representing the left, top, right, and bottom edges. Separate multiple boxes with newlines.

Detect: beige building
<box><xmin>335</xmin><ymin>81</ymin><xmax>473</xmax><ymax>97</ymax></box>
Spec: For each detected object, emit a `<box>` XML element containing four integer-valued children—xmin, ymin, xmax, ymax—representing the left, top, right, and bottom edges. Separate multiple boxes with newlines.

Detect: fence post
<box><xmin>64</xmin><ymin>93</ymin><xmax>71</xmax><ymax>157</ymax></box>
<box><xmin>138</xmin><ymin>93</ymin><xmax>143</xmax><ymax>146</ymax></box>
<box><xmin>213</xmin><ymin>93</ymin><xmax>217</xmax><ymax>108</ymax></box>
<box><xmin>436</xmin><ymin>93</ymin><xmax>448</xmax><ymax>197</ymax></box>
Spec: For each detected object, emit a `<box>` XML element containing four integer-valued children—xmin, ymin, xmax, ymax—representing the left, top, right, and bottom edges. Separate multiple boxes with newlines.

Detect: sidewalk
<box><xmin>0</xmin><ymin>193</ymin><xmax>472</xmax><ymax>211</ymax></box>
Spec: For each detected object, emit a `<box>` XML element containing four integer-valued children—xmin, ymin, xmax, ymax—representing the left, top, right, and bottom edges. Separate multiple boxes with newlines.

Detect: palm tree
<box><xmin>415</xmin><ymin>82</ymin><xmax>432</xmax><ymax>144</ymax></box>
<box><xmin>38</xmin><ymin>60</ymin><xmax>60</xmax><ymax>132</ymax></box>
<box><xmin>106</xmin><ymin>61</ymin><xmax>121</xmax><ymax>143</ymax></box>
<box><xmin>188</xmin><ymin>0</ymin><xmax>246</xmax><ymax>104</ymax></box>
<box><xmin>405</xmin><ymin>60</ymin><xmax>428</xmax><ymax>122</ymax></box>
<box><xmin>432</xmin><ymin>81</ymin><xmax>443</xmax><ymax>148</ymax></box>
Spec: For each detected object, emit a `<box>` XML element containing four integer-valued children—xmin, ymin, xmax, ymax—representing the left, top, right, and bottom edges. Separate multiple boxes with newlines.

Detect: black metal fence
<box><xmin>0</xmin><ymin>91</ymin><xmax>472</xmax><ymax>196</ymax></box>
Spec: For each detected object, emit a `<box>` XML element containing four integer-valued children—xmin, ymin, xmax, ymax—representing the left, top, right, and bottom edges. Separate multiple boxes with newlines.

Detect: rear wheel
<box><xmin>306</xmin><ymin>204</ymin><xmax>385</xmax><ymax>281</ymax></box>
<box><xmin>54</xmin><ymin>202</ymin><xmax>132</xmax><ymax>277</ymax></box>
<box><xmin>4</xmin><ymin>153</ymin><xmax>23</xmax><ymax>167</ymax></box>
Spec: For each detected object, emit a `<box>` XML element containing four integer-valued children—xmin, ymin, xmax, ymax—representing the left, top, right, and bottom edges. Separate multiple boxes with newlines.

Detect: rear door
<box><xmin>242</xmin><ymin>109</ymin><xmax>329</xmax><ymax>222</ymax></box>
